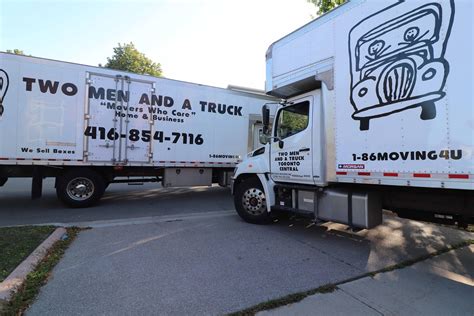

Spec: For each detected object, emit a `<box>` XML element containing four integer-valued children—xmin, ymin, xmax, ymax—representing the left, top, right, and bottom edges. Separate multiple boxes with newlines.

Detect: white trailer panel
<box><xmin>0</xmin><ymin>53</ymin><xmax>274</xmax><ymax>167</ymax></box>
<box><xmin>266</xmin><ymin>0</ymin><xmax>473</xmax><ymax>190</ymax></box>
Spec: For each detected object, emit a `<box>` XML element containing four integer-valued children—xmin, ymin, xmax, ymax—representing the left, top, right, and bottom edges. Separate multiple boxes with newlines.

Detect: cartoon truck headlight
<box><xmin>348</xmin><ymin>1</ymin><xmax>454</xmax><ymax>131</ymax></box>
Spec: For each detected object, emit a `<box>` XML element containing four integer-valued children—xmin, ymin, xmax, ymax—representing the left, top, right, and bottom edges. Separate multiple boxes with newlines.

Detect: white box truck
<box><xmin>0</xmin><ymin>53</ymin><xmax>275</xmax><ymax>207</ymax></box>
<box><xmin>232</xmin><ymin>0</ymin><xmax>473</xmax><ymax>228</ymax></box>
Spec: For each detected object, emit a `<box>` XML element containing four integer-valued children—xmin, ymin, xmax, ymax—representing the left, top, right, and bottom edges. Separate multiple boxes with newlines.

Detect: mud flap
<box><xmin>257</xmin><ymin>173</ymin><xmax>275</xmax><ymax>213</ymax></box>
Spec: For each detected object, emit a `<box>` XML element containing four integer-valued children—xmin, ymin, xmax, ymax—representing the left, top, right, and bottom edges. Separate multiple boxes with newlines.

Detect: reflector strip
<box><xmin>449</xmin><ymin>174</ymin><xmax>469</xmax><ymax>179</ymax></box>
<box><xmin>413</xmin><ymin>173</ymin><xmax>431</xmax><ymax>178</ymax></box>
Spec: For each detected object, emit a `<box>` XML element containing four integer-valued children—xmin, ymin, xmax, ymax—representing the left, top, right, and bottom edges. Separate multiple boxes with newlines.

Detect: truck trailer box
<box><xmin>232</xmin><ymin>0</ymin><xmax>473</xmax><ymax>229</ymax></box>
<box><xmin>265</xmin><ymin>0</ymin><xmax>473</xmax><ymax>189</ymax></box>
<box><xmin>0</xmin><ymin>53</ymin><xmax>275</xmax><ymax>207</ymax></box>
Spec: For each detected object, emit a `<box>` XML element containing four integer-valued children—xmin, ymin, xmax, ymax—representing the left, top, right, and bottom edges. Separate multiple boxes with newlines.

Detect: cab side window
<box><xmin>274</xmin><ymin>101</ymin><xmax>310</xmax><ymax>139</ymax></box>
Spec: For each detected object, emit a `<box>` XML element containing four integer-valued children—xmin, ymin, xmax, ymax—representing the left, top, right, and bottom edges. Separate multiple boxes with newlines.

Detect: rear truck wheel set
<box><xmin>56</xmin><ymin>169</ymin><xmax>106</xmax><ymax>208</ymax></box>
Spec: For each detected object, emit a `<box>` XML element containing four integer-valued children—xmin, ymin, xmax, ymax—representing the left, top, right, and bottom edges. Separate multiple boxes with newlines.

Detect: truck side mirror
<box><xmin>262</xmin><ymin>105</ymin><xmax>270</xmax><ymax>135</ymax></box>
<box><xmin>278</xmin><ymin>139</ymin><xmax>284</xmax><ymax>149</ymax></box>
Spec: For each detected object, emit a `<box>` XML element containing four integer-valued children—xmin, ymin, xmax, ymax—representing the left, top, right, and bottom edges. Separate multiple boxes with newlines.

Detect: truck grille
<box><xmin>383</xmin><ymin>62</ymin><xmax>415</xmax><ymax>102</ymax></box>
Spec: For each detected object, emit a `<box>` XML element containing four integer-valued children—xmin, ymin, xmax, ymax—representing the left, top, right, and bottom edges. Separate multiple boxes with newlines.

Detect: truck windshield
<box><xmin>275</xmin><ymin>101</ymin><xmax>310</xmax><ymax>139</ymax></box>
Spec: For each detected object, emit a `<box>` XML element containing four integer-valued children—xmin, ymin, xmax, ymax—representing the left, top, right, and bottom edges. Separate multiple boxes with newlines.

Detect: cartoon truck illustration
<box><xmin>0</xmin><ymin>69</ymin><xmax>8</xmax><ymax>117</ymax></box>
<box><xmin>348</xmin><ymin>1</ymin><xmax>455</xmax><ymax>131</ymax></box>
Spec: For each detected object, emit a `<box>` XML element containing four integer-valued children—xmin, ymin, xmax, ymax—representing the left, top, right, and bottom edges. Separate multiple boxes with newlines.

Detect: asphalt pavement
<box><xmin>26</xmin><ymin>212</ymin><xmax>473</xmax><ymax>315</ymax></box>
<box><xmin>2</xmin><ymin>178</ymin><xmax>473</xmax><ymax>315</ymax></box>
<box><xmin>0</xmin><ymin>178</ymin><xmax>232</xmax><ymax>227</ymax></box>
<box><xmin>260</xmin><ymin>245</ymin><xmax>474</xmax><ymax>316</ymax></box>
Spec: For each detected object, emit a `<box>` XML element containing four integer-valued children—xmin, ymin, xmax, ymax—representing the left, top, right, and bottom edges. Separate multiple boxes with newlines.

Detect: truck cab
<box><xmin>232</xmin><ymin>88</ymin><xmax>327</xmax><ymax>222</ymax></box>
<box><xmin>233</xmin><ymin>86</ymin><xmax>383</xmax><ymax>228</ymax></box>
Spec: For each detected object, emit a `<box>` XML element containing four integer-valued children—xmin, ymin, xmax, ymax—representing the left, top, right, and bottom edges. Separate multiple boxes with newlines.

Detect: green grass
<box><xmin>0</xmin><ymin>226</ymin><xmax>56</xmax><ymax>282</ymax></box>
<box><xmin>2</xmin><ymin>227</ymin><xmax>81</xmax><ymax>315</ymax></box>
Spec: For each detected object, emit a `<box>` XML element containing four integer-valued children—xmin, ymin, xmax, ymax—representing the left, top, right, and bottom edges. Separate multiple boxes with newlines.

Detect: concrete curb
<box><xmin>0</xmin><ymin>227</ymin><xmax>66</xmax><ymax>309</ymax></box>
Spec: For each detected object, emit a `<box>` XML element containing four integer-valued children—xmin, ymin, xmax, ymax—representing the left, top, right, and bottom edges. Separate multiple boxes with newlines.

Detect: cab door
<box><xmin>270</xmin><ymin>97</ymin><xmax>314</xmax><ymax>185</ymax></box>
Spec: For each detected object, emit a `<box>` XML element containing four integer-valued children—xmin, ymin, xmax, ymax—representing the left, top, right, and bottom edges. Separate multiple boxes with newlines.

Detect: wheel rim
<box><xmin>66</xmin><ymin>177</ymin><xmax>95</xmax><ymax>201</ymax></box>
<box><xmin>242</xmin><ymin>188</ymin><xmax>266</xmax><ymax>215</ymax></box>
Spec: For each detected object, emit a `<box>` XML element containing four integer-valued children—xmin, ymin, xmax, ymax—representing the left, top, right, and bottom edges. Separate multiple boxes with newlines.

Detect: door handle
<box><xmin>299</xmin><ymin>147</ymin><xmax>310</xmax><ymax>152</ymax></box>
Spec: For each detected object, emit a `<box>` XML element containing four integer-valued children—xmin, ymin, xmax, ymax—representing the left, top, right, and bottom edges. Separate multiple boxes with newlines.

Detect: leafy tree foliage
<box><xmin>104</xmin><ymin>42</ymin><xmax>162</xmax><ymax>77</ymax></box>
<box><xmin>6</xmin><ymin>49</ymin><xmax>25</xmax><ymax>55</ymax></box>
<box><xmin>307</xmin><ymin>0</ymin><xmax>346</xmax><ymax>15</ymax></box>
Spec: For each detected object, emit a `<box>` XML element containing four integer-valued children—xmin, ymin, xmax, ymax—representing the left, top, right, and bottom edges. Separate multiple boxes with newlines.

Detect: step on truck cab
<box><xmin>232</xmin><ymin>0</ymin><xmax>473</xmax><ymax>228</ymax></box>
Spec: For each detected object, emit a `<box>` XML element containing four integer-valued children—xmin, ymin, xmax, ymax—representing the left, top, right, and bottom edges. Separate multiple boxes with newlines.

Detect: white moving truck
<box><xmin>0</xmin><ymin>53</ymin><xmax>275</xmax><ymax>207</ymax></box>
<box><xmin>232</xmin><ymin>0</ymin><xmax>473</xmax><ymax>228</ymax></box>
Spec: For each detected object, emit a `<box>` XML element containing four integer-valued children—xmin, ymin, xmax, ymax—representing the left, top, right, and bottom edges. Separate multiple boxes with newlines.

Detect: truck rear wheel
<box><xmin>234</xmin><ymin>177</ymin><xmax>271</xmax><ymax>224</ymax></box>
<box><xmin>56</xmin><ymin>169</ymin><xmax>105</xmax><ymax>208</ymax></box>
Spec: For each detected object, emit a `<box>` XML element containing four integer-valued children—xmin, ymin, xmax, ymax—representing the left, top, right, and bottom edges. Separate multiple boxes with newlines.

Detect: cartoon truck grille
<box><xmin>382</xmin><ymin>61</ymin><xmax>415</xmax><ymax>102</ymax></box>
<box><xmin>348</xmin><ymin>1</ymin><xmax>455</xmax><ymax>131</ymax></box>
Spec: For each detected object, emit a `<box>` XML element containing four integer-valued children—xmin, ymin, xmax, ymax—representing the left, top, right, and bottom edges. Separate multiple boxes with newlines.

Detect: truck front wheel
<box><xmin>234</xmin><ymin>177</ymin><xmax>271</xmax><ymax>224</ymax></box>
<box><xmin>56</xmin><ymin>169</ymin><xmax>105</xmax><ymax>208</ymax></box>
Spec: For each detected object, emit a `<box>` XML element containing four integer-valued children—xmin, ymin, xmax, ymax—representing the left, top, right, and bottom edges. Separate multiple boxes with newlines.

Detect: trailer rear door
<box><xmin>85</xmin><ymin>72</ymin><xmax>154</xmax><ymax>164</ymax></box>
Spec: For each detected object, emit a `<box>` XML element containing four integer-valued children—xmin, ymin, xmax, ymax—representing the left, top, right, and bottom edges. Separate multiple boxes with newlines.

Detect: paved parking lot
<box><xmin>1</xmin><ymin>179</ymin><xmax>473</xmax><ymax>315</ymax></box>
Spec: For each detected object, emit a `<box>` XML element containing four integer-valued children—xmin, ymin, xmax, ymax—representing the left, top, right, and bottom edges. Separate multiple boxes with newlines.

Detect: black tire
<box><xmin>234</xmin><ymin>177</ymin><xmax>272</xmax><ymax>224</ymax></box>
<box><xmin>56</xmin><ymin>169</ymin><xmax>105</xmax><ymax>208</ymax></box>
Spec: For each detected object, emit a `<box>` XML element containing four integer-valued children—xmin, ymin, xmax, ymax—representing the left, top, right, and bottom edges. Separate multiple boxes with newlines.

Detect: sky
<box><xmin>0</xmin><ymin>0</ymin><xmax>315</xmax><ymax>89</ymax></box>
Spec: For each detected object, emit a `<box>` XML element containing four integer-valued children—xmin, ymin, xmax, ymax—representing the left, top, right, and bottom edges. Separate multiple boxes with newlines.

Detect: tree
<box><xmin>6</xmin><ymin>49</ymin><xmax>25</xmax><ymax>55</ymax></box>
<box><xmin>307</xmin><ymin>0</ymin><xmax>346</xmax><ymax>15</ymax></box>
<box><xmin>103</xmin><ymin>43</ymin><xmax>162</xmax><ymax>77</ymax></box>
